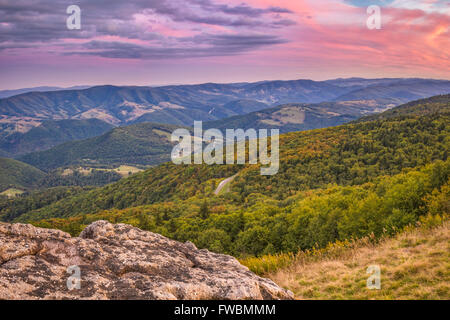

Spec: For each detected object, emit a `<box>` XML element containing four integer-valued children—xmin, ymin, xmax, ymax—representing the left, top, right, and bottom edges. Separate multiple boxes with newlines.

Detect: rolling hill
<box><xmin>0</xmin><ymin>119</ymin><xmax>114</xmax><ymax>156</ymax></box>
<box><xmin>18</xmin><ymin>122</ymin><xmax>189</xmax><ymax>170</ymax></box>
<box><xmin>1</xmin><ymin>78</ymin><xmax>449</xmax><ymax>138</ymax></box>
<box><xmin>0</xmin><ymin>158</ymin><xmax>45</xmax><ymax>192</ymax></box>
<box><xmin>8</xmin><ymin>94</ymin><xmax>449</xmax><ymax>224</ymax></box>
<box><xmin>220</xmin><ymin>99</ymin><xmax>270</xmax><ymax>114</ymax></box>
<box><xmin>204</xmin><ymin>101</ymin><xmax>386</xmax><ymax>133</ymax></box>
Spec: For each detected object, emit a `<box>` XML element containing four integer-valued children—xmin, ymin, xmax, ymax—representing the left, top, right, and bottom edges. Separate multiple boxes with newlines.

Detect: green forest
<box><xmin>26</xmin><ymin>160</ymin><xmax>450</xmax><ymax>258</ymax></box>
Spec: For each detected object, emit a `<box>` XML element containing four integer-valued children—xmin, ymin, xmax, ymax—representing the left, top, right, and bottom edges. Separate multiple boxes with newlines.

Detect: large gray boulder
<box><xmin>0</xmin><ymin>220</ymin><xmax>293</xmax><ymax>300</ymax></box>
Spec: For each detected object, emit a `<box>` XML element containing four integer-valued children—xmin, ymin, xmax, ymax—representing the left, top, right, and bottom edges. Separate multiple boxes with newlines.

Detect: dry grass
<box><xmin>113</xmin><ymin>165</ymin><xmax>143</xmax><ymax>177</ymax></box>
<box><xmin>267</xmin><ymin>220</ymin><xmax>449</xmax><ymax>300</ymax></box>
<box><xmin>0</xmin><ymin>188</ymin><xmax>24</xmax><ymax>198</ymax></box>
<box><xmin>63</xmin><ymin>165</ymin><xmax>144</xmax><ymax>178</ymax></box>
<box><xmin>152</xmin><ymin>128</ymin><xmax>172</xmax><ymax>139</ymax></box>
<box><xmin>260</xmin><ymin>106</ymin><xmax>306</xmax><ymax>125</ymax></box>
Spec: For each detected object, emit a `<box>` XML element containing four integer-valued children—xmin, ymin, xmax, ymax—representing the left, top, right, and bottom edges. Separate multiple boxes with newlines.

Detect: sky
<box><xmin>0</xmin><ymin>0</ymin><xmax>449</xmax><ymax>89</ymax></box>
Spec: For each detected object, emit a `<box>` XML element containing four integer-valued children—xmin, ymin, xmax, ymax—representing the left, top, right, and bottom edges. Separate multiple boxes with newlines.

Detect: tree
<box><xmin>199</xmin><ymin>200</ymin><xmax>210</xmax><ymax>219</ymax></box>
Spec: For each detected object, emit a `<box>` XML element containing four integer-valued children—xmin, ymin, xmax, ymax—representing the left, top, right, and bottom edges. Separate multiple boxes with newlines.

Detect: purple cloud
<box><xmin>0</xmin><ymin>0</ymin><xmax>295</xmax><ymax>58</ymax></box>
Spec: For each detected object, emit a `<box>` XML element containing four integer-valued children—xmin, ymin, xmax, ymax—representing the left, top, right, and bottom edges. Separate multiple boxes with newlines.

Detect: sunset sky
<box><xmin>0</xmin><ymin>0</ymin><xmax>449</xmax><ymax>89</ymax></box>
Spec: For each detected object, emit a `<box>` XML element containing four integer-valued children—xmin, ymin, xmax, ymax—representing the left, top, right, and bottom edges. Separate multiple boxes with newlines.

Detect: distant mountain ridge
<box><xmin>357</xmin><ymin>94</ymin><xmax>450</xmax><ymax>122</ymax></box>
<box><xmin>0</xmin><ymin>86</ymin><xmax>91</xmax><ymax>99</ymax></box>
<box><xmin>1</xmin><ymin>78</ymin><xmax>449</xmax><ymax>137</ymax></box>
<box><xmin>333</xmin><ymin>79</ymin><xmax>450</xmax><ymax>105</ymax></box>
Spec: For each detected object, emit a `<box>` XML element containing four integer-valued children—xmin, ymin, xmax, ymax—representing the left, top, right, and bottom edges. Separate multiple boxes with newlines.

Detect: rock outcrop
<box><xmin>0</xmin><ymin>220</ymin><xmax>293</xmax><ymax>300</ymax></box>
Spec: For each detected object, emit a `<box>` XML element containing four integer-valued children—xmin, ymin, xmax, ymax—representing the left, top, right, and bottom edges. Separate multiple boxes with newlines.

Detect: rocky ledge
<box><xmin>0</xmin><ymin>220</ymin><xmax>293</xmax><ymax>300</ymax></box>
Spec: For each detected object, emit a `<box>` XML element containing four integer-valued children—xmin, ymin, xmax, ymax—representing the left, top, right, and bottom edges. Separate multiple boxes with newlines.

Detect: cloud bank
<box><xmin>0</xmin><ymin>0</ymin><xmax>295</xmax><ymax>58</ymax></box>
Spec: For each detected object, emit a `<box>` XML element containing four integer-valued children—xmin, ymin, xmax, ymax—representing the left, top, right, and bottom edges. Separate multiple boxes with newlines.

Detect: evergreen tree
<box><xmin>199</xmin><ymin>200</ymin><xmax>210</xmax><ymax>219</ymax></box>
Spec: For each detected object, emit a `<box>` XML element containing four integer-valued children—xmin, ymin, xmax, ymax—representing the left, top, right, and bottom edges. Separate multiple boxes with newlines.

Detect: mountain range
<box><xmin>0</xmin><ymin>85</ymin><xmax>448</xmax><ymax>301</ymax></box>
<box><xmin>1</xmin><ymin>78</ymin><xmax>449</xmax><ymax>139</ymax></box>
<box><xmin>12</xmin><ymin>100</ymin><xmax>386</xmax><ymax>170</ymax></box>
<box><xmin>0</xmin><ymin>86</ymin><xmax>91</xmax><ymax>99</ymax></box>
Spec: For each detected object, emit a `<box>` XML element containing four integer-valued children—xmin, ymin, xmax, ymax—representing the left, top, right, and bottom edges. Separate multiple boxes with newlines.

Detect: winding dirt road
<box><xmin>214</xmin><ymin>174</ymin><xmax>238</xmax><ymax>195</ymax></box>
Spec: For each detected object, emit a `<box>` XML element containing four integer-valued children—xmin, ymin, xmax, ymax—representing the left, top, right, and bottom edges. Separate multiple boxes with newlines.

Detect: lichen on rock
<box><xmin>0</xmin><ymin>220</ymin><xmax>293</xmax><ymax>300</ymax></box>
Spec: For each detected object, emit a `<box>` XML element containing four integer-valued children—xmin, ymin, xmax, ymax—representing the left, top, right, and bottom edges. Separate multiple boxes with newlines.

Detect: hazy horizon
<box><xmin>3</xmin><ymin>76</ymin><xmax>450</xmax><ymax>93</ymax></box>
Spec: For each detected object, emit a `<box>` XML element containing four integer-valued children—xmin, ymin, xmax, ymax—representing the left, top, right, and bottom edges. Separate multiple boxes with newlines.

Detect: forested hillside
<box><xmin>0</xmin><ymin>119</ymin><xmax>113</xmax><ymax>156</ymax></box>
<box><xmin>0</xmin><ymin>158</ymin><xmax>45</xmax><ymax>192</ymax></box>
<box><xmin>17</xmin><ymin>158</ymin><xmax>450</xmax><ymax>259</ymax></box>
<box><xmin>0</xmin><ymin>157</ymin><xmax>120</xmax><ymax>194</ymax></box>
<box><xmin>18</xmin><ymin>122</ymin><xmax>187</xmax><ymax>170</ymax></box>
<box><xmin>10</xmin><ymin>110</ymin><xmax>447</xmax><ymax>221</ymax></box>
<box><xmin>0</xmin><ymin>186</ymin><xmax>90</xmax><ymax>221</ymax></box>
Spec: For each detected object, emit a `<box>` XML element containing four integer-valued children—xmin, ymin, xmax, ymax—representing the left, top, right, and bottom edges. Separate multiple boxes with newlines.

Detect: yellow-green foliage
<box><xmin>240</xmin><ymin>252</ymin><xmax>295</xmax><ymax>275</ymax></box>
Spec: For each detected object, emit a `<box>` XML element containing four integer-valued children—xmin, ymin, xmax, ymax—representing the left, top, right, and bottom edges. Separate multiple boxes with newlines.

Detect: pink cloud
<box><xmin>0</xmin><ymin>0</ymin><xmax>448</xmax><ymax>89</ymax></box>
<box><xmin>239</xmin><ymin>0</ymin><xmax>450</xmax><ymax>78</ymax></box>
